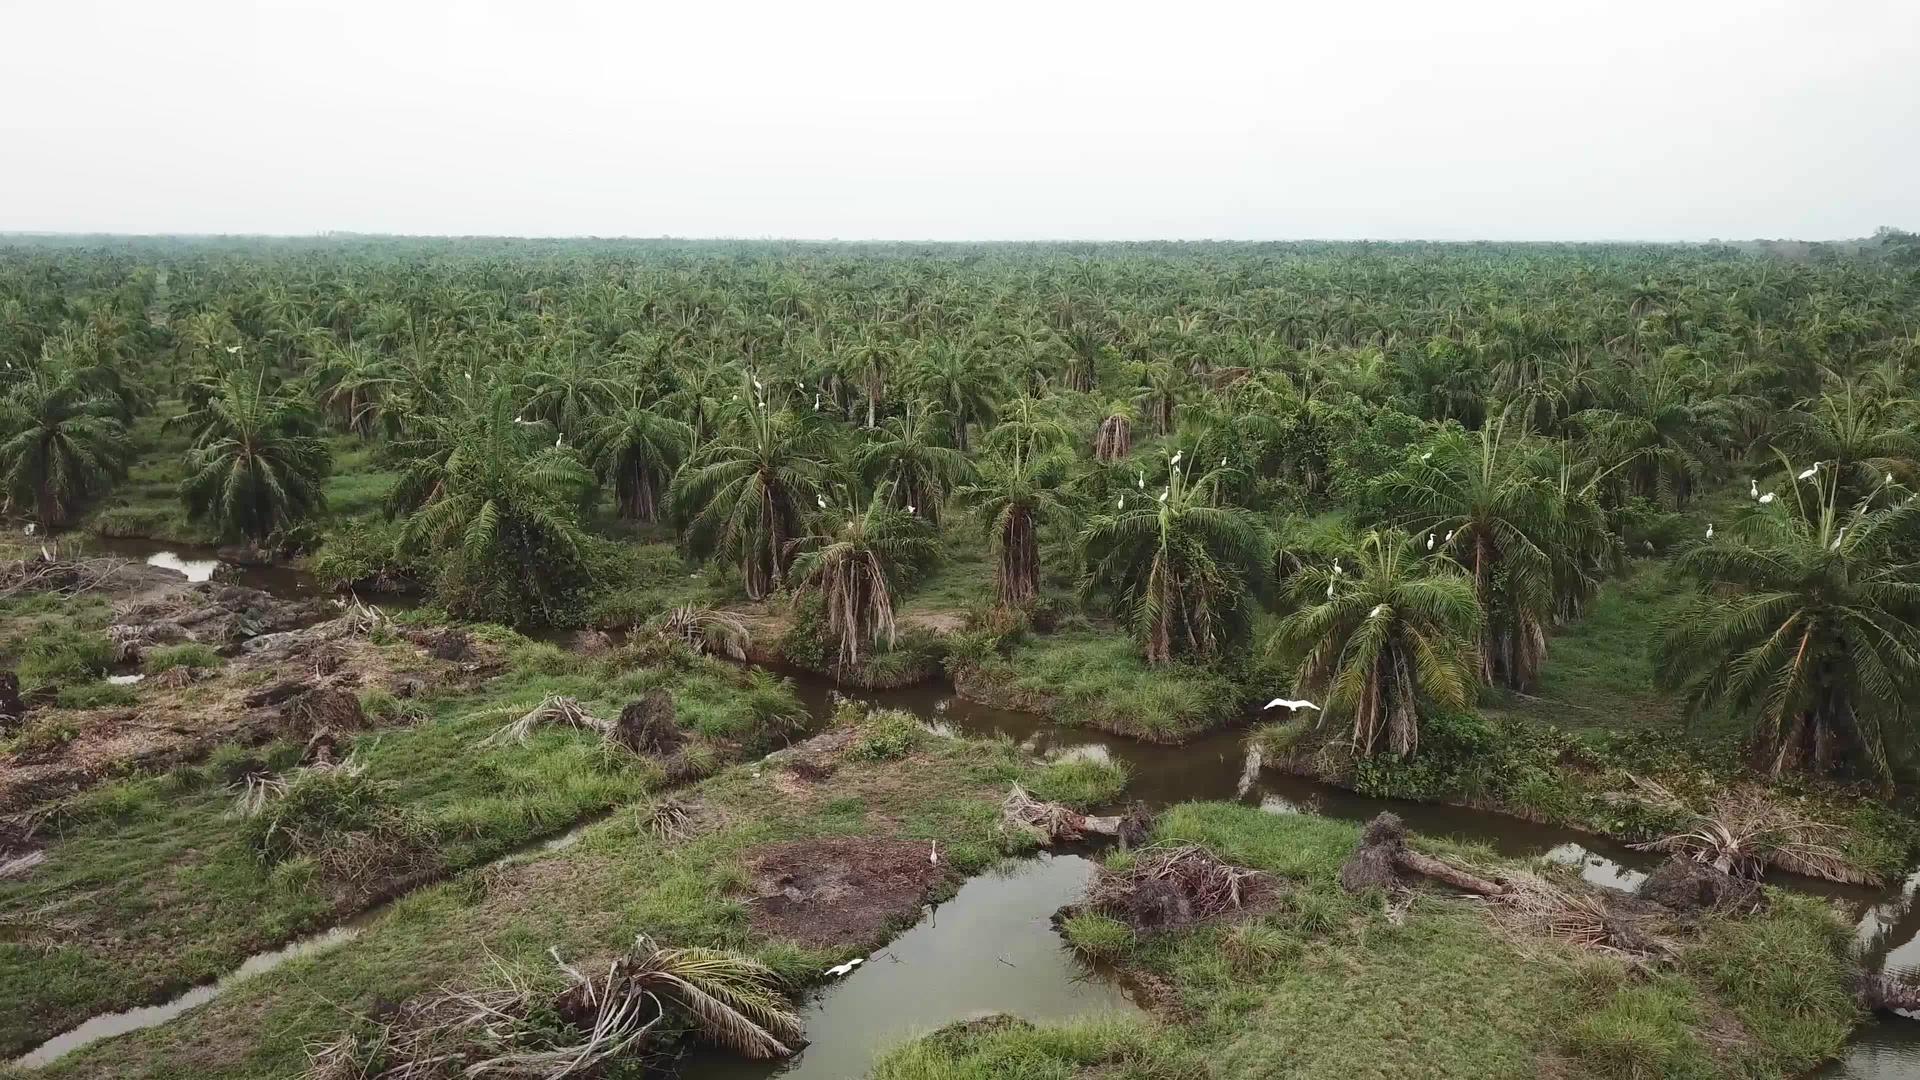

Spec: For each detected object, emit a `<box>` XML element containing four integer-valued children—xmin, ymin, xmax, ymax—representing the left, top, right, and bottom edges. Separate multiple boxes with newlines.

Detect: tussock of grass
<box><xmin>140</xmin><ymin>643</ymin><xmax>223</xmax><ymax>674</ymax></box>
<box><xmin>1024</xmin><ymin>754</ymin><xmax>1129</xmax><ymax>807</ymax></box>
<box><xmin>962</xmin><ymin>631</ymin><xmax>1239</xmax><ymax>741</ymax></box>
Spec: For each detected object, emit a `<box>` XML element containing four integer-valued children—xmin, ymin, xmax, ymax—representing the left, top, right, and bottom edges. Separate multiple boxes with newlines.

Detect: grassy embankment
<box><xmin>878</xmin><ymin>802</ymin><xmax>1865</xmax><ymax>1080</ymax></box>
<box><xmin>11</xmin><ymin>712</ymin><xmax>1125</xmax><ymax>1079</ymax></box>
<box><xmin>0</xmin><ymin>638</ymin><xmax>805</xmax><ymax>1059</ymax></box>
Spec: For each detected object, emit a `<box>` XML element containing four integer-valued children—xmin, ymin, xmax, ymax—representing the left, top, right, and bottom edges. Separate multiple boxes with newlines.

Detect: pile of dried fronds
<box><xmin>998</xmin><ymin>785</ymin><xmax>1141</xmax><ymax>846</ymax></box>
<box><xmin>0</xmin><ymin>555</ymin><xmax>130</xmax><ymax>600</ymax></box>
<box><xmin>1857</xmin><ymin>966</ymin><xmax>1920</xmax><ymax>1014</ymax></box>
<box><xmin>304</xmin><ymin>937</ymin><xmax>802</xmax><ymax>1079</ymax></box>
<box><xmin>1484</xmin><ymin>873</ymin><xmax>1678</xmax><ymax>965</ymax></box>
<box><xmin>479</xmin><ymin>695</ymin><xmax>615</xmax><ymax>748</ymax></box>
<box><xmin>229</xmin><ymin>757</ymin><xmax>362</xmax><ymax>819</ymax></box>
<box><xmin>1085</xmin><ymin>843</ymin><xmax>1272</xmax><ymax>932</ymax></box>
<box><xmin>653</xmin><ymin>604</ymin><xmax>751</xmax><ymax>661</ymax></box>
<box><xmin>341</xmin><ymin>598</ymin><xmax>391</xmax><ymax>638</ymax></box>
<box><xmin>1628</xmin><ymin>783</ymin><xmax>1861</xmax><ymax>883</ymax></box>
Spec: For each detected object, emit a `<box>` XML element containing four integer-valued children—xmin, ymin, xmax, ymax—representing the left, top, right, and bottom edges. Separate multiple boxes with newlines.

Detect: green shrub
<box><xmin>307</xmin><ymin>522</ymin><xmax>414</xmax><ymax>592</ymax></box>
<box><xmin>18</xmin><ymin>625</ymin><xmax>114</xmax><ymax>691</ymax></box>
<box><xmin>140</xmin><ymin>643</ymin><xmax>224</xmax><ymax>674</ymax></box>
<box><xmin>1026</xmin><ymin>754</ymin><xmax>1130</xmax><ymax>807</ymax></box>
<box><xmin>55</xmin><ymin>681</ymin><xmax>140</xmax><ymax>709</ymax></box>
<box><xmin>1061</xmin><ymin>912</ymin><xmax>1134</xmax><ymax>960</ymax></box>
<box><xmin>850</xmin><ymin>711</ymin><xmax>923</xmax><ymax>761</ymax></box>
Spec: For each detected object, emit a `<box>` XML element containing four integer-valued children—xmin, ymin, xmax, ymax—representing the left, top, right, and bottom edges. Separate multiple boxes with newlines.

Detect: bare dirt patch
<box><xmin>744</xmin><ymin>837</ymin><xmax>952</xmax><ymax>949</ymax></box>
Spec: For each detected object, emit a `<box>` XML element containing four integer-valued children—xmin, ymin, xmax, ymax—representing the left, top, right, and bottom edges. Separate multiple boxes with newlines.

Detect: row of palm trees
<box><xmin>1</xmin><ymin>239</ymin><xmax>1917</xmax><ymax>782</ymax></box>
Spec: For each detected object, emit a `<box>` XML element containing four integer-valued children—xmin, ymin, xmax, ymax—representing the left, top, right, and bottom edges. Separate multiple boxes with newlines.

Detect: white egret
<box><xmin>1443</xmin><ymin>529</ymin><xmax>1455</xmax><ymax>543</ymax></box>
<box><xmin>1326</xmin><ymin>578</ymin><xmax>1335</xmax><ymax>598</ymax></box>
<box><xmin>1220</xmin><ymin>457</ymin><xmax>1228</xmax><ymax>467</ymax></box>
<box><xmin>1331</xmin><ymin>559</ymin><xmax>1342</xmax><ymax>575</ymax></box>
<box><xmin>929</xmin><ymin>840</ymin><xmax>938</xmax><ymax>865</ymax></box>
<box><xmin>1750</xmin><ymin>479</ymin><xmax>1758</xmax><ymax>499</ymax></box>
<box><xmin>555</xmin><ymin>435</ymin><xmax>563</xmax><ymax>449</ymax></box>
<box><xmin>1797</xmin><ymin>465</ymin><xmax>1818</xmax><ymax>480</ymax></box>
<box><xmin>1136</xmin><ymin>473</ymin><xmax>1144</xmax><ymax>490</ymax></box>
<box><xmin>823</xmin><ymin>958</ymin><xmax>865</xmax><ymax>978</ymax></box>
<box><xmin>226</xmin><ymin>345</ymin><xmax>242</xmax><ymax>354</ymax></box>
<box><xmin>1116</xmin><ymin>496</ymin><xmax>1124</xmax><ymax>509</ymax></box>
<box><xmin>816</xmin><ymin>494</ymin><xmax>828</xmax><ymax>510</ymax></box>
<box><xmin>1759</xmin><ymin>492</ymin><xmax>1776</xmax><ymax>504</ymax></box>
<box><xmin>906</xmin><ymin>504</ymin><xmax>915</xmax><ymax>515</ymax></box>
<box><xmin>1705</xmin><ymin>523</ymin><xmax>1713</xmax><ymax>540</ymax></box>
<box><xmin>1170</xmin><ymin>450</ymin><xmax>1182</xmax><ymax>466</ymax></box>
<box><xmin>1370</xmin><ymin>604</ymin><xmax>1386</xmax><ymax>617</ymax></box>
<box><xmin>1157</xmin><ymin>488</ymin><xmax>1168</xmax><ymax>503</ymax></box>
<box><xmin>1420</xmin><ymin>450</ymin><xmax>1433</xmax><ymax>461</ymax></box>
<box><xmin>1262</xmin><ymin>698</ymin><xmax>1321</xmax><ymax>712</ymax></box>
<box><xmin>22</xmin><ymin>524</ymin><xmax>34</xmax><ymax>536</ymax></box>
<box><xmin>1425</xmin><ymin>533</ymin><xmax>1434</xmax><ymax>551</ymax></box>
<box><xmin>1832</xmin><ymin>528</ymin><xmax>1846</xmax><ymax>551</ymax></box>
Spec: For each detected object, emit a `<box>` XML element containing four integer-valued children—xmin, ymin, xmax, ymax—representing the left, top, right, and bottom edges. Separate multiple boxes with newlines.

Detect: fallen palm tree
<box><xmin>1484</xmin><ymin>873</ymin><xmax>1678</xmax><ymax>964</ymax></box>
<box><xmin>304</xmin><ymin>936</ymin><xmax>803</xmax><ymax>1079</ymax></box>
<box><xmin>1338</xmin><ymin>813</ymin><xmax>1508</xmax><ymax>897</ymax></box>
<box><xmin>1082</xmin><ymin>843</ymin><xmax>1272</xmax><ymax>932</ymax></box>
<box><xmin>998</xmin><ymin>785</ymin><xmax>1147</xmax><ymax>846</ymax></box>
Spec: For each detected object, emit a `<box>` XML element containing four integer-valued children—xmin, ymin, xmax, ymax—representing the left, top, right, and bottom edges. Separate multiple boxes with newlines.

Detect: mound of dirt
<box><xmin>283</xmin><ymin>687</ymin><xmax>368</xmax><ymax>734</ymax></box>
<box><xmin>745</xmin><ymin>837</ymin><xmax>951</xmax><ymax>949</ymax></box>
<box><xmin>1084</xmin><ymin>844</ymin><xmax>1274</xmax><ymax>933</ymax></box>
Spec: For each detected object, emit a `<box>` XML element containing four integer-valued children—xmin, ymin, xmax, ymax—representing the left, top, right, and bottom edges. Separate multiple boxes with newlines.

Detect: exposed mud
<box><xmin>745</xmin><ymin>837</ymin><xmax>952</xmax><ymax>949</ymax></box>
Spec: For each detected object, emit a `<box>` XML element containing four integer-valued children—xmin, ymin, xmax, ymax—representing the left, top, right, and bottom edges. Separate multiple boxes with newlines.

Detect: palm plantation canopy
<box><xmin>4</xmin><ymin>233</ymin><xmax>1919</xmax><ymax>782</ymax></box>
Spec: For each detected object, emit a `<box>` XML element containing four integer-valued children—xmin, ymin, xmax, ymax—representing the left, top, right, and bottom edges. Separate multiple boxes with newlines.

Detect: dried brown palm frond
<box><xmin>640</xmin><ymin>798</ymin><xmax>698</xmax><ymax>842</ymax></box>
<box><xmin>341</xmin><ymin>598</ymin><xmax>390</xmax><ymax>638</ymax></box>
<box><xmin>228</xmin><ymin>770</ymin><xmax>290</xmax><ymax>818</ymax></box>
<box><xmin>654</xmin><ymin>604</ymin><xmax>751</xmax><ymax>660</ymax></box>
<box><xmin>1093</xmin><ymin>413</ymin><xmax>1132</xmax><ymax>462</ymax></box>
<box><xmin>1486</xmin><ymin>872</ymin><xmax>1677</xmax><ymax>964</ymax></box>
<box><xmin>1000</xmin><ymin>783</ymin><xmax>1088</xmax><ymax>845</ymax></box>
<box><xmin>478</xmin><ymin>695</ymin><xmax>614</xmax><ymax>748</ymax></box>
<box><xmin>1629</xmin><ymin>787</ymin><xmax>1860</xmax><ymax>882</ymax></box>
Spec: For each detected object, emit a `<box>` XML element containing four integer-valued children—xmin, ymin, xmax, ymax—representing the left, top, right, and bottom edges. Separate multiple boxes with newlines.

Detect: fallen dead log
<box><xmin>1340</xmin><ymin>813</ymin><xmax>1507</xmax><ymax>896</ymax></box>
<box><xmin>999</xmin><ymin>785</ymin><xmax>1148</xmax><ymax>846</ymax></box>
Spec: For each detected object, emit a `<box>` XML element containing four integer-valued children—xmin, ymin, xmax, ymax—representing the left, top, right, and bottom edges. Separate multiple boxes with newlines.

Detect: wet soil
<box><xmin>746</xmin><ymin>837</ymin><xmax>952</xmax><ymax>950</ymax></box>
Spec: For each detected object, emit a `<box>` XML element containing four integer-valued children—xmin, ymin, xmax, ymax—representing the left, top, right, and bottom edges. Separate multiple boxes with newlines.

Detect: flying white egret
<box><xmin>1705</xmin><ymin>523</ymin><xmax>1713</xmax><ymax>539</ymax></box>
<box><xmin>1759</xmin><ymin>492</ymin><xmax>1776</xmax><ymax>504</ymax></box>
<box><xmin>1261</xmin><ymin>697</ymin><xmax>1321</xmax><ymax>713</ymax></box>
<box><xmin>823</xmin><ymin>958</ymin><xmax>865</xmax><ymax>978</ymax></box>
<box><xmin>1750</xmin><ymin>479</ymin><xmax>1759</xmax><ymax>499</ymax></box>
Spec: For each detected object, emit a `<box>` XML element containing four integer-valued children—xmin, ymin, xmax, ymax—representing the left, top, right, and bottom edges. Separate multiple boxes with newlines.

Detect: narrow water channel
<box><xmin>14</xmin><ymin>542</ymin><xmax>1919</xmax><ymax>1076</ymax></box>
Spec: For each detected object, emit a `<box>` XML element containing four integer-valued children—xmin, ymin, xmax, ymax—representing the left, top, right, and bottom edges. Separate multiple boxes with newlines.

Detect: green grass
<box><xmin>139</xmin><ymin>643</ymin><xmax>223</xmax><ymax>674</ymax></box>
<box><xmin>1023</xmin><ymin>754</ymin><xmax>1129</xmax><ymax>806</ymax></box>
<box><xmin>0</xmin><ymin>645</ymin><xmax>806</xmax><ymax>1059</ymax></box>
<box><xmin>960</xmin><ymin>630</ymin><xmax>1240</xmax><ymax>742</ymax></box>
<box><xmin>26</xmin><ymin>720</ymin><xmax>1077</xmax><ymax>1079</ymax></box>
<box><xmin>879</xmin><ymin>803</ymin><xmax>1865</xmax><ymax>1080</ymax></box>
<box><xmin>1480</xmin><ymin>563</ymin><xmax>1696</xmax><ymax>735</ymax></box>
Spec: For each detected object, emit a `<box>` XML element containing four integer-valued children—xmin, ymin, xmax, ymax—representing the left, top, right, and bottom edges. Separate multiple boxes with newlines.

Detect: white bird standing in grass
<box><xmin>929</xmin><ymin>840</ymin><xmax>938</xmax><ymax>865</ymax></box>
<box><xmin>1705</xmin><ymin>523</ymin><xmax>1713</xmax><ymax>540</ymax></box>
<box><xmin>1750</xmin><ymin>479</ymin><xmax>1759</xmax><ymax>499</ymax></box>
<box><xmin>816</xmin><ymin>494</ymin><xmax>828</xmax><ymax>510</ymax></box>
<box><xmin>1798</xmin><ymin>465</ymin><xmax>1819</xmax><ymax>480</ymax></box>
<box><xmin>824</xmin><ymin>958</ymin><xmax>865</xmax><ymax>978</ymax></box>
<box><xmin>1326</xmin><ymin>578</ymin><xmax>1335</xmax><ymax>599</ymax></box>
<box><xmin>1116</xmin><ymin>496</ymin><xmax>1124</xmax><ymax>509</ymax></box>
<box><xmin>1331</xmin><ymin>559</ymin><xmax>1342</xmax><ymax>576</ymax></box>
<box><xmin>1759</xmin><ymin>492</ymin><xmax>1776</xmax><ymax>504</ymax></box>
<box><xmin>1425</xmin><ymin>532</ymin><xmax>1434</xmax><ymax>551</ymax></box>
<box><xmin>1262</xmin><ymin>698</ymin><xmax>1321</xmax><ymax>713</ymax></box>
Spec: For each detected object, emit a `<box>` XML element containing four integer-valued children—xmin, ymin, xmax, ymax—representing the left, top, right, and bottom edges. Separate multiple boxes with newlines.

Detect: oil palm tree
<box><xmin>669</xmin><ymin>387</ymin><xmax>836</xmax><ymax>599</ymax></box>
<box><xmin>397</xmin><ymin>390</ymin><xmax>595</xmax><ymax>623</ymax></box>
<box><xmin>1659</xmin><ymin>459</ymin><xmax>1920</xmax><ymax>781</ymax></box>
<box><xmin>1269</xmin><ymin>529</ymin><xmax>1481</xmax><ymax>758</ymax></box>
<box><xmin>0</xmin><ymin>366</ymin><xmax>131</xmax><ymax>527</ymax></box>
<box><xmin>1079</xmin><ymin>453</ymin><xmax>1270</xmax><ymax>664</ymax></box>
<box><xmin>1376</xmin><ymin>420</ymin><xmax>1563</xmax><ymax>690</ymax></box>
<box><xmin>1091</xmin><ymin>398</ymin><xmax>1138</xmax><ymax>463</ymax></box>
<box><xmin>786</xmin><ymin>497</ymin><xmax>937</xmax><ymax>668</ymax></box>
<box><xmin>911</xmin><ymin>343</ymin><xmax>1005</xmax><ymax>451</ymax></box>
<box><xmin>583</xmin><ymin>392</ymin><xmax>691</xmax><ymax>523</ymax></box>
<box><xmin>178</xmin><ymin>371</ymin><xmax>331</xmax><ymax>544</ymax></box>
<box><xmin>854</xmin><ymin>402</ymin><xmax>972</xmax><ymax>525</ymax></box>
<box><xmin>959</xmin><ymin>445</ymin><xmax>1074</xmax><ymax>612</ymax></box>
<box><xmin>305</xmin><ymin>337</ymin><xmax>401</xmax><ymax>437</ymax></box>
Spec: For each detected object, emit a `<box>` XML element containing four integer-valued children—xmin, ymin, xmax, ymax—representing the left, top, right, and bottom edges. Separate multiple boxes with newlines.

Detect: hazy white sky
<box><xmin>3</xmin><ymin>0</ymin><xmax>1915</xmax><ymax>240</ymax></box>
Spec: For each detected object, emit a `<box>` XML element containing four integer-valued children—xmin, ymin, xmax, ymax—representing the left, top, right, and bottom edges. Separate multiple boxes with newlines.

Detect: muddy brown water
<box><xmin>10</xmin><ymin>545</ymin><xmax>1917</xmax><ymax>1075</ymax></box>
